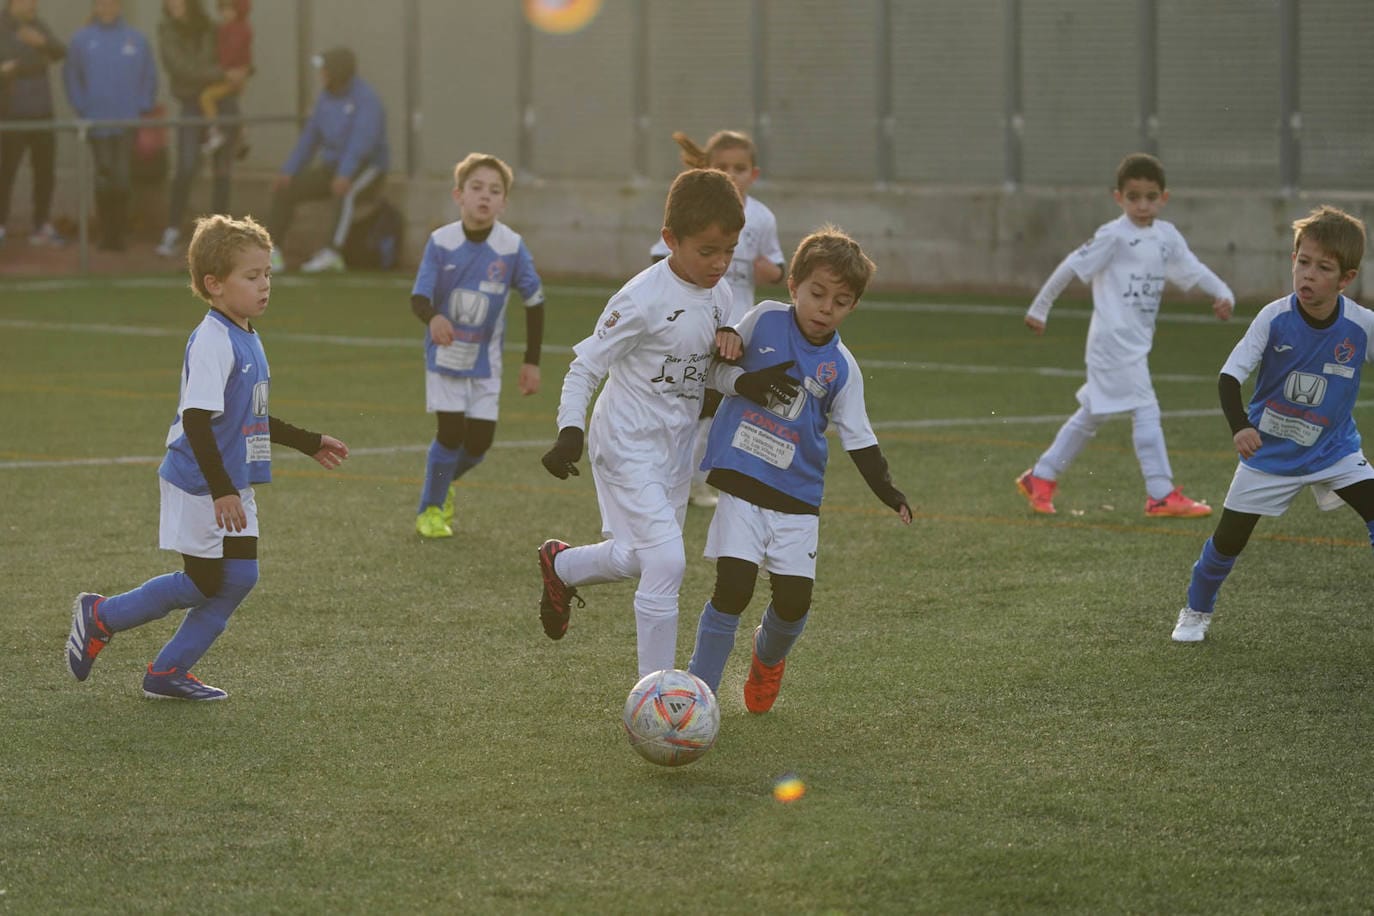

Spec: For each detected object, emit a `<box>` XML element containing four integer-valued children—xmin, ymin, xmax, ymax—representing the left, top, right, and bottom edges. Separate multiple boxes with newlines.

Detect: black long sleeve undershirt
<box><xmin>848</xmin><ymin>445</ymin><xmax>908</xmax><ymax>511</ymax></box>
<box><xmin>411</xmin><ymin>295</ymin><xmax>545</xmax><ymax>366</ymax></box>
<box><xmin>182</xmin><ymin>409</ymin><xmax>321</xmax><ymax>500</ymax></box>
<box><xmin>1218</xmin><ymin>373</ymin><xmax>1251</xmax><ymax>435</ymax></box>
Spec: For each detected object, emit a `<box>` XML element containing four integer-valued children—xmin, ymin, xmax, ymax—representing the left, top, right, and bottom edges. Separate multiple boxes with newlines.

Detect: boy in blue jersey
<box><xmin>411</xmin><ymin>152</ymin><xmax>545</xmax><ymax>538</ymax></box>
<box><xmin>686</xmin><ymin>226</ymin><xmax>912</xmax><ymax>711</ymax></box>
<box><xmin>66</xmin><ymin>214</ymin><xmax>350</xmax><ymax>699</ymax></box>
<box><xmin>1173</xmin><ymin>206</ymin><xmax>1374</xmax><ymax>642</ymax></box>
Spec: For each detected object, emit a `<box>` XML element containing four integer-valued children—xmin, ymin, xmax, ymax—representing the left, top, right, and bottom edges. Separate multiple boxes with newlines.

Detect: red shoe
<box><xmin>1015</xmin><ymin>468</ymin><xmax>1057</xmax><ymax>514</ymax></box>
<box><xmin>538</xmin><ymin>539</ymin><xmax>583</xmax><ymax>640</ymax></box>
<box><xmin>1145</xmin><ymin>487</ymin><xmax>1212</xmax><ymax>518</ymax></box>
<box><xmin>743</xmin><ymin>627</ymin><xmax>786</xmax><ymax>713</ymax></box>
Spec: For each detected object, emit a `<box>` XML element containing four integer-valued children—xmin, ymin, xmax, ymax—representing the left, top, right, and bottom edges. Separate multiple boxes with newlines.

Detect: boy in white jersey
<box><xmin>649</xmin><ymin>130</ymin><xmax>786</xmax><ymax>508</ymax></box>
<box><xmin>65</xmin><ymin>215</ymin><xmax>349</xmax><ymax>700</ymax></box>
<box><xmin>411</xmin><ymin>153</ymin><xmax>546</xmax><ymax>538</ymax></box>
<box><xmin>686</xmin><ymin>226</ymin><xmax>912</xmax><ymax>711</ymax></box>
<box><xmin>1172</xmin><ymin>206</ymin><xmax>1374</xmax><ymax>642</ymax></box>
<box><xmin>538</xmin><ymin>169</ymin><xmax>746</xmax><ymax>678</ymax></box>
<box><xmin>1016</xmin><ymin>153</ymin><xmax>1235</xmax><ymax>518</ymax></box>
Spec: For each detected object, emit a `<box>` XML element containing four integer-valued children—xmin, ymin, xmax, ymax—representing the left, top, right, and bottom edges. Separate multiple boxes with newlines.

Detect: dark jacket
<box><xmin>0</xmin><ymin>11</ymin><xmax>65</xmax><ymax>119</ymax></box>
<box><xmin>157</xmin><ymin>8</ymin><xmax>221</xmax><ymax>102</ymax></box>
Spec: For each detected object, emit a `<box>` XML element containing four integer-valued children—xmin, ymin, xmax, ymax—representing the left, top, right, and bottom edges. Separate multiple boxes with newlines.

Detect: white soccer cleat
<box><xmin>154</xmin><ymin>226</ymin><xmax>181</xmax><ymax>258</ymax></box>
<box><xmin>1171</xmin><ymin>607</ymin><xmax>1213</xmax><ymax>643</ymax></box>
<box><xmin>300</xmin><ymin>247</ymin><xmax>345</xmax><ymax>273</ymax></box>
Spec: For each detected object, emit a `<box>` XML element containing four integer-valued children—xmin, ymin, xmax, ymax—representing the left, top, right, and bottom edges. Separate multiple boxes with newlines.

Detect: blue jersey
<box><xmin>160</xmin><ymin>310</ymin><xmax>272</xmax><ymax>495</ymax></box>
<box><xmin>413</xmin><ymin>221</ymin><xmax>544</xmax><ymax>380</ymax></box>
<box><xmin>705</xmin><ymin>301</ymin><xmax>878</xmax><ymax>509</ymax></box>
<box><xmin>1220</xmin><ymin>294</ymin><xmax>1374</xmax><ymax>476</ymax></box>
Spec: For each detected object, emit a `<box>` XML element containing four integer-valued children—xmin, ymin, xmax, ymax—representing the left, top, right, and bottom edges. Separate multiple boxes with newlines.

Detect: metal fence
<box><xmin>6</xmin><ymin>0</ymin><xmax>1372</xmax><ymax>196</ymax></box>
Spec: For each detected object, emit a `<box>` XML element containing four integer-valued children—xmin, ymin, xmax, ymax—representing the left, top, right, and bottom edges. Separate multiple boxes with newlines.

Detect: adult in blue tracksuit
<box><xmin>266</xmin><ymin>46</ymin><xmax>388</xmax><ymax>273</ymax></box>
<box><xmin>62</xmin><ymin>0</ymin><xmax>157</xmax><ymax>251</ymax></box>
<box><xmin>0</xmin><ymin>0</ymin><xmax>66</xmax><ymax>246</ymax></box>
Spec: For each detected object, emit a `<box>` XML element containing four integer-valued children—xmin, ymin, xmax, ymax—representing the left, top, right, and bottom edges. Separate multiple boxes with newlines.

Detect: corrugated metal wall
<box><xmin>15</xmin><ymin>0</ymin><xmax>1374</xmax><ymax>192</ymax></box>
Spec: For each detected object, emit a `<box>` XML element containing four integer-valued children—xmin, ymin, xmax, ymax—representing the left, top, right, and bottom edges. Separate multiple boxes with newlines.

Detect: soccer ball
<box><xmin>622</xmin><ymin>669</ymin><xmax>720</xmax><ymax>767</ymax></box>
<box><xmin>523</xmin><ymin>0</ymin><xmax>603</xmax><ymax>34</ymax></box>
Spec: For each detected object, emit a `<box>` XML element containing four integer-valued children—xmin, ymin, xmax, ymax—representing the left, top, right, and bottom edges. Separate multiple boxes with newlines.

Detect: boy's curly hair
<box><xmin>186</xmin><ymin>214</ymin><xmax>273</xmax><ymax>302</ymax></box>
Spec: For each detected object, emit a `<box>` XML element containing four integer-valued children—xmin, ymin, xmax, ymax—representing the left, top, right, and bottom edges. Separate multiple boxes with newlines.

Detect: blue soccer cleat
<box><xmin>66</xmin><ymin>592</ymin><xmax>112</xmax><ymax>682</ymax></box>
<box><xmin>142</xmin><ymin>664</ymin><xmax>228</xmax><ymax>701</ymax></box>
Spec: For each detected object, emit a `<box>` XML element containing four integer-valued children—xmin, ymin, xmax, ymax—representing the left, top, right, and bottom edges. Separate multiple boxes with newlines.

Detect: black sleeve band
<box><xmin>269</xmin><ymin>416</ymin><xmax>323</xmax><ymax>456</ymax></box>
<box><xmin>182</xmin><ymin>408</ymin><xmax>237</xmax><ymax>500</ymax></box>
<box><xmin>524</xmin><ymin>303</ymin><xmax>545</xmax><ymax>367</ymax></box>
<box><xmin>1218</xmin><ymin>373</ymin><xmax>1252</xmax><ymax>435</ymax></box>
<box><xmin>411</xmin><ymin>294</ymin><xmax>437</xmax><ymax>325</ymax></box>
<box><xmin>848</xmin><ymin>445</ymin><xmax>907</xmax><ymax>510</ymax></box>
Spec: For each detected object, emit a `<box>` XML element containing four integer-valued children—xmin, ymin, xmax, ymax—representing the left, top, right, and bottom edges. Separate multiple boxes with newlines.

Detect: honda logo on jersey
<box><xmin>1283</xmin><ymin>371</ymin><xmax>1326</xmax><ymax>407</ymax></box>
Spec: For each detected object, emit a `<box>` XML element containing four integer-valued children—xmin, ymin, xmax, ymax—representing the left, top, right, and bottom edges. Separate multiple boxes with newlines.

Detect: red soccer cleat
<box><xmin>1145</xmin><ymin>487</ymin><xmax>1212</xmax><ymax>518</ymax></box>
<box><xmin>538</xmin><ymin>539</ymin><xmax>583</xmax><ymax>640</ymax></box>
<box><xmin>743</xmin><ymin>627</ymin><xmax>787</xmax><ymax>713</ymax></box>
<box><xmin>1015</xmin><ymin>468</ymin><xmax>1058</xmax><ymax>515</ymax></box>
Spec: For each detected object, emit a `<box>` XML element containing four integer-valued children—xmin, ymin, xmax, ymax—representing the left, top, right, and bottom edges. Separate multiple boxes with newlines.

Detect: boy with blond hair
<box><xmin>411</xmin><ymin>152</ymin><xmax>546</xmax><ymax>538</ymax></box>
<box><xmin>538</xmin><ymin>168</ymin><xmax>747</xmax><ymax>678</ymax></box>
<box><xmin>1172</xmin><ymin>205</ymin><xmax>1374</xmax><ymax>642</ymax></box>
<box><xmin>66</xmin><ymin>214</ymin><xmax>349</xmax><ymax>700</ymax></box>
<box><xmin>1017</xmin><ymin>153</ymin><xmax>1235</xmax><ymax>518</ymax></box>
<box><xmin>686</xmin><ymin>226</ymin><xmax>911</xmax><ymax>711</ymax></box>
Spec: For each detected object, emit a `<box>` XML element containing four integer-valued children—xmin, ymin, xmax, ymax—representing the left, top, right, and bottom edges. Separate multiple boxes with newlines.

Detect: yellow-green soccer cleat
<box><xmin>441</xmin><ymin>484</ymin><xmax>456</xmax><ymax>525</ymax></box>
<box><xmin>415</xmin><ymin>505</ymin><xmax>453</xmax><ymax>539</ymax></box>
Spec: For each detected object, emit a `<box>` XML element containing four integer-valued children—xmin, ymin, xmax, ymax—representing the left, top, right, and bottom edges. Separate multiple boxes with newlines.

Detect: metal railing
<box><xmin>0</xmin><ymin>112</ymin><xmax>302</xmax><ymax>273</ymax></box>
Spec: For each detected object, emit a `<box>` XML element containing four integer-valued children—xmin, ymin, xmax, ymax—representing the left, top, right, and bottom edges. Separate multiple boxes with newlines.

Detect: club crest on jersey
<box><xmin>487</xmin><ymin>259</ymin><xmax>508</xmax><ymax>283</ymax></box>
<box><xmin>1334</xmin><ymin>337</ymin><xmax>1356</xmax><ymax>364</ymax></box>
<box><xmin>1283</xmin><ymin>371</ymin><xmax>1326</xmax><ymax>407</ymax></box>
<box><xmin>815</xmin><ymin>361</ymin><xmax>838</xmax><ymax>385</ymax></box>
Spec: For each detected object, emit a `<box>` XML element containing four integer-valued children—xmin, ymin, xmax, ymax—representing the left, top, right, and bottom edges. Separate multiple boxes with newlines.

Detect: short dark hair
<box><xmin>662</xmin><ymin>168</ymin><xmax>744</xmax><ymax>240</ymax></box>
<box><xmin>1292</xmin><ymin>205</ymin><xmax>1365</xmax><ymax>275</ymax></box>
<box><xmin>1116</xmin><ymin>153</ymin><xmax>1166</xmax><ymax>191</ymax></box>
<box><xmin>789</xmin><ymin>225</ymin><xmax>876</xmax><ymax>299</ymax></box>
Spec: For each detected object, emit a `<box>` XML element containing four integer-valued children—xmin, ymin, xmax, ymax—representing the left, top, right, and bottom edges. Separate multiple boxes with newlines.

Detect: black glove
<box><xmin>541</xmin><ymin>426</ymin><xmax>584</xmax><ymax>479</ymax></box>
<box><xmin>735</xmin><ymin>360</ymin><xmax>800</xmax><ymax>406</ymax></box>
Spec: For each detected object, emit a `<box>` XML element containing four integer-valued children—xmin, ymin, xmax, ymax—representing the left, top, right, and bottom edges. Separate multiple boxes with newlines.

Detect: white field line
<box><xmin>6</xmin><ymin>403</ymin><xmax>1372</xmax><ymax>471</ymax></box>
<box><xmin>0</xmin><ymin>316</ymin><xmax>1220</xmax><ymax>382</ymax></box>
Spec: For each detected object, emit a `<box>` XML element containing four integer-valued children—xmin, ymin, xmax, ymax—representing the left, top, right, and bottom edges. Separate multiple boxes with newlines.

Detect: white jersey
<box><xmin>1027</xmin><ymin>214</ymin><xmax>1233</xmax><ymax>372</ymax></box>
<box><xmin>557</xmin><ymin>259</ymin><xmax>733</xmax><ymax>488</ymax></box>
<box><xmin>649</xmin><ymin>195</ymin><xmax>783</xmax><ymax>324</ymax></box>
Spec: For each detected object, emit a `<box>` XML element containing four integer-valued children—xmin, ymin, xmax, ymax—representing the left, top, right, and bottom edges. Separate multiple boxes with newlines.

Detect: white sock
<box><xmin>555</xmin><ymin>539</ymin><xmax>638</xmax><ymax>587</ymax></box>
<box><xmin>1035</xmin><ymin>407</ymin><xmax>1104</xmax><ymax>480</ymax></box>
<box><xmin>1132</xmin><ymin>403</ymin><xmax>1175</xmax><ymax>499</ymax></box>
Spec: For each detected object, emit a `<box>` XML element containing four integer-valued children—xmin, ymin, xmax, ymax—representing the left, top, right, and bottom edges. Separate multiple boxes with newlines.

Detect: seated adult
<box><xmin>265</xmin><ymin>46</ymin><xmax>387</xmax><ymax>272</ymax></box>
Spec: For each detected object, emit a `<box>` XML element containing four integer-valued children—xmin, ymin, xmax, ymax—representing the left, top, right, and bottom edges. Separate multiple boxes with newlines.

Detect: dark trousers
<box><xmin>0</xmin><ymin>123</ymin><xmax>57</xmax><ymax>227</ymax></box>
<box><xmin>267</xmin><ymin>161</ymin><xmax>383</xmax><ymax>252</ymax></box>
<box><xmin>167</xmin><ymin>96</ymin><xmax>236</xmax><ymax>230</ymax></box>
<box><xmin>89</xmin><ymin>130</ymin><xmax>133</xmax><ymax>249</ymax></box>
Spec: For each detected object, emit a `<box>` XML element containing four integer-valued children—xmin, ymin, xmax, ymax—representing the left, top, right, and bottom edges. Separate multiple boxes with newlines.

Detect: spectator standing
<box><xmin>154</xmin><ymin>0</ymin><xmax>243</xmax><ymax>258</ymax></box>
<box><xmin>265</xmin><ymin>47</ymin><xmax>387</xmax><ymax>273</ymax></box>
<box><xmin>63</xmin><ymin>0</ymin><xmax>157</xmax><ymax>252</ymax></box>
<box><xmin>0</xmin><ymin>0</ymin><xmax>67</xmax><ymax>246</ymax></box>
<box><xmin>197</xmin><ymin>0</ymin><xmax>251</xmax><ymax>157</ymax></box>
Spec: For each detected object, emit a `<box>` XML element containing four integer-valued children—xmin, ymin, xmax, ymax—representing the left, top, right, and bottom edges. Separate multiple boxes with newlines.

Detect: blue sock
<box><xmin>152</xmin><ymin>559</ymin><xmax>258</xmax><ymax>672</ymax></box>
<box><xmin>418</xmin><ymin>440</ymin><xmax>460</xmax><ymax>512</ymax></box>
<box><xmin>452</xmin><ymin>446</ymin><xmax>485</xmax><ymax>481</ymax></box>
<box><xmin>97</xmin><ymin>572</ymin><xmax>206</xmax><ymax>633</ymax></box>
<box><xmin>755</xmin><ymin>604</ymin><xmax>808</xmax><ymax>667</ymax></box>
<box><xmin>1366</xmin><ymin>519</ymin><xmax>1374</xmax><ymax>551</ymax></box>
<box><xmin>687</xmin><ymin>601</ymin><xmax>740</xmax><ymax>694</ymax></box>
<box><xmin>1186</xmin><ymin>538</ymin><xmax>1237</xmax><ymax>614</ymax></box>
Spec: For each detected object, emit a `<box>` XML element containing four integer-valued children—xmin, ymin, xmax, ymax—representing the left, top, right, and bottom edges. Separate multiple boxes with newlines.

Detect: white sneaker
<box><xmin>1171</xmin><ymin>607</ymin><xmax>1213</xmax><ymax>643</ymax></box>
<box><xmin>269</xmin><ymin>247</ymin><xmax>285</xmax><ymax>272</ymax></box>
<box><xmin>300</xmin><ymin>247</ymin><xmax>345</xmax><ymax>273</ymax></box>
<box><xmin>690</xmin><ymin>480</ymin><xmax>719</xmax><ymax>508</ymax></box>
<box><xmin>154</xmin><ymin>226</ymin><xmax>181</xmax><ymax>258</ymax></box>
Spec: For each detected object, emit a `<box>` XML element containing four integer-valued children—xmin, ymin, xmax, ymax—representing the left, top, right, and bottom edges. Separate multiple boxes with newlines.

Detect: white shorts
<box><xmin>425</xmin><ymin>370</ymin><xmax>501</xmax><ymax>420</ymax></box>
<box><xmin>1223</xmin><ymin>450</ymin><xmax>1374</xmax><ymax>517</ymax></box>
<box><xmin>1076</xmin><ymin>360</ymin><xmax>1156</xmax><ymax>415</ymax></box>
<box><xmin>704</xmin><ymin>492</ymin><xmax>820</xmax><ymax>579</ymax></box>
<box><xmin>593</xmin><ymin>470</ymin><xmax>689</xmax><ymax>550</ymax></box>
<box><xmin>158</xmin><ymin>477</ymin><xmax>259</xmax><ymax>559</ymax></box>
